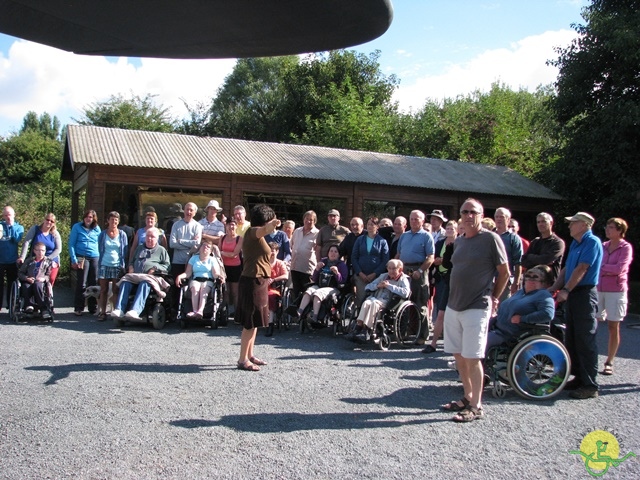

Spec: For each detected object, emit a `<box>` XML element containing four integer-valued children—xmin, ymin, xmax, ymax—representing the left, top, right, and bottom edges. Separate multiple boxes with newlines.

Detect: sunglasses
<box><xmin>460</xmin><ymin>210</ymin><xmax>482</xmax><ymax>216</ymax></box>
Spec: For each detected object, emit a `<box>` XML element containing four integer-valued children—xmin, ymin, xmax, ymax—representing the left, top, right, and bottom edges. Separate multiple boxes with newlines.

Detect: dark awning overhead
<box><xmin>0</xmin><ymin>0</ymin><xmax>394</xmax><ymax>59</ymax></box>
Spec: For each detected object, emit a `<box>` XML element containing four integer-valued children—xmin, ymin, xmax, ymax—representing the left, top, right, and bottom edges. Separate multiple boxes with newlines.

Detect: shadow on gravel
<box><xmin>170</xmin><ymin>410</ymin><xmax>442</xmax><ymax>432</ymax></box>
<box><xmin>25</xmin><ymin>362</ymin><xmax>231</xmax><ymax>385</ymax></box>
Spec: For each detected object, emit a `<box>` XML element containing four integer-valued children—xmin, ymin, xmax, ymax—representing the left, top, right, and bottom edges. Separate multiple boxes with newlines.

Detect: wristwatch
<box><xmin>417</xmin><ymin>268</ymin><xmax>423</xmax><ymax>274</ymax></box>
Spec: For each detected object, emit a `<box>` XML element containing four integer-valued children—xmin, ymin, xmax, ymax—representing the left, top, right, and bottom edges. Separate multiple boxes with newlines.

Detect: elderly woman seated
<box><xmin>485</xmin><ymin>265</ymin><xmax>555</xmax><ymax>352</ymax></box>
<box><xmin>346</xmin><ymin>259</ymin><xmax>410</xmax><ymax>342</ymax></box>
<box><xmin>174</xmin><ymin>239</ymin><xmax>225</xmax><ymax>320</ymax></box>
<box><xmin>289</xmin><ymin>245</ymin><xmax>348</xmax><ymax>323</ymax></box>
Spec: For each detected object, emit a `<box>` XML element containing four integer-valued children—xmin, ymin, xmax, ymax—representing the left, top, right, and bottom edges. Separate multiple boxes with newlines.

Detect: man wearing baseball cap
<box><xmin>549</xmin><ymin>211</ymin><xmax>603</xmax><ymax>399</ymax></box>
<box><xmin>315</xmin><ymin>209</ymin><xmax>350</xmax><ymax>259</ymax></box>
<box><xmin>200</xmin><ymin>200</ymin><xmax>225</xmax><ymax>245</ymax></box>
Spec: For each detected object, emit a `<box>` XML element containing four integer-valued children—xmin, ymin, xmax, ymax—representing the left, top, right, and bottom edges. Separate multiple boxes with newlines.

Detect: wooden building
<box><xmin>62</xmin><ymin>125</ymin><xmax>561</xmax><ymax>238</ymax></box>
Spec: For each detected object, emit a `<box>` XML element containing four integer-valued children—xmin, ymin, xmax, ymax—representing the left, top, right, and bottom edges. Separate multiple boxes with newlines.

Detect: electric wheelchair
<box><xmin>484</xmin><ymin>319</ymin><xmax>570</xmax><ymax>400</ymax></box>
<box><xmin>9</xmin><ymin>278</ymin><xmax>54</xmax><ymax>323</ymax></box>
<box><xmin>112</xmin><ymin>273</ymin><xmax>173</xmax><ymax>330</ymax></box>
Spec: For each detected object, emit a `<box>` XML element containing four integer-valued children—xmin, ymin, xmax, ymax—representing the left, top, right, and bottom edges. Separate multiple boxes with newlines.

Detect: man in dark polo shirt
<box><xmin>315</xmin><ymin>209</ymin><xmax>350</xmax><ymax>259</ymax></box>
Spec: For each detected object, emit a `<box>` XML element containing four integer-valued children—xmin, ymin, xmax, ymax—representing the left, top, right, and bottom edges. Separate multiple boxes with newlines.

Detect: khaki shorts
<box><xmin>443</xmin><ymin>306</ymin><xmax>491</xmax><ymax>359</ymax></box>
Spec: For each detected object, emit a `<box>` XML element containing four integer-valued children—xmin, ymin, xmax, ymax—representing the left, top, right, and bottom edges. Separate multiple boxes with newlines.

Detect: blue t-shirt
<box><xmin>564</xmin><ymin>229</ymin><xmax>603</xmax><ymax>287</ymax></box>
<box><xmin>189</xmin><ymin>255</ymin><xmax>216</xmax><ymax>280</ymax></box>
<box><xmin>397</xmin><ymin>229</ymin><xmax>435</xmax><ymax>265</ymax></box>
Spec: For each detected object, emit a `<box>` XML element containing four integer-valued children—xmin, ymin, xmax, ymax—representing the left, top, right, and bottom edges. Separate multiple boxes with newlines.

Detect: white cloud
<box><xmin>393</xmin><ymin>29</ymin><xmax>578</xmax><ymax>112</ymax></box>
<box><xmin>0</xmin><ymin>39</ymin><xmax>235</xmax><ymax>135</ymax></box>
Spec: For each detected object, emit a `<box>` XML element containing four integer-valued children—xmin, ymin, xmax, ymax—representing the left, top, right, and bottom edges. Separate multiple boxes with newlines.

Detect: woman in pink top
<box><xmin>597</xmin><ymin>217</ymin><xmax>633</xmax><ymax>375</ymax></box>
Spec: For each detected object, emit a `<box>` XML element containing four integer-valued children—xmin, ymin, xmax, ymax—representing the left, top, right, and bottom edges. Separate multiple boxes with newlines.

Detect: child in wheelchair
<box><xmin>265</xmin><ymin>242</ymin><xmax>290</xmax><ymax>336</ymax></box>
<box><xmin>17</xmin><ymin>242</ymin><xmax>54</xmax><ymax>319</ymax></box>
<box><xmin>346</xmin><ymin>259</ymin><xmax>410</xmax><ymax>342</ymax></box>
<box><xmin>174</xmin><ymin>239</ymin><xmax>225</xmax><ymax>321</ymax></box>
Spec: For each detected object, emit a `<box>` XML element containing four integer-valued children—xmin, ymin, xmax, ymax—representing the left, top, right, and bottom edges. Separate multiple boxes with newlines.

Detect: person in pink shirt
<box><xmin>265</xmin><ymin>242</ymin><xmax>289</xmax><ymax>337</ymax></box>
<box><xmin>597</xmin><ymin>217</ymin><xmax>633</xmax><ymax>375</ymax></box>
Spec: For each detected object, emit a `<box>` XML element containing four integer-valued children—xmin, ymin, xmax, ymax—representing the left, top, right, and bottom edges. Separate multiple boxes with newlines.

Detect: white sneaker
<box><xmin>125</xmin><ymin>310</ymin><xmax>141</xmax><ymax>319</ymax></box>
<box><xmin>111</xmin><ymin>309</ymin><xmax>123</xmax><ymax>318</ymax></box>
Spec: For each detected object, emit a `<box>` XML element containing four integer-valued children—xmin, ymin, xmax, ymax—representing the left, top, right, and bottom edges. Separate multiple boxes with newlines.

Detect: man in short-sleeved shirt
<box><xmin>396</xmin><ymin>210</ymin><xmax>434</xmax><ymax>342</ymax></box>
<box><xmin>0</xmin><ymin>206</ymin><xmax>24</xmax><ymax>310</ymax></box>
<box><xmin>200</xmin><ymin>200</ymin><xmax>225</xmax><ymax>245</ymax></box>
<box><xmin>443</xmin><ymin>199</ymin><xmax>509</xmax><ymax>422</ymax></box>
<box><xmin>550</xmin><ymin>212</ymin><xmax>603</xmax><ymax>400</ymax></box>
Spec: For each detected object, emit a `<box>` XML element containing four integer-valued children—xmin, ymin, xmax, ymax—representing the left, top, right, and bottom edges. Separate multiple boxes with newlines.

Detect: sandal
<box><xmin>97</xmin><ymin>314</ymin><xmax>107</xmax><ymax>322</ymax></box>
<box><xmin>441</xmin><ymin>397</ymin><xmax>469</xmax><ymax>412</ymax></box>
<box><xmin>452</xmin><ymin>406</ymin><xmax>485</xmax><ymax>423</ymax></box>
<box><xmin>250</xmin><ymin>356</ymin><xmax>267</xmax><ymax>366</ymax></box>
<box><xmin>602</xmin><ymin>363</ymin><xmax>613</xmax><ymax>375</ymax></box>
<box><xmin>237</xmin><ymin>360</ymin><xmax>260</xmax><ymax>372</ymax></box>
<box><xmin>422</xmin><ymin>345</ymin><xmax>437</xmax><ymax>354</ymax></box>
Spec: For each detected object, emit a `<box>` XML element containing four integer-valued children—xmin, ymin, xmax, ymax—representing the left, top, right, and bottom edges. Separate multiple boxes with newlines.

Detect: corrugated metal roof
<box><xmin>65</xmin><ymin>125</ymin><xmax>562</xmax><ymax>200</ymax></box>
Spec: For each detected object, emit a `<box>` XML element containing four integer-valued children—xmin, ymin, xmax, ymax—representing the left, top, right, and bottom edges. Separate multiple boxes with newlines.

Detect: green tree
<box><xmin>546</xmin><ymin>0</ymin><xmax>640</xmax><ymax>230</ymax></box>
<box><xmin>20</xmin><ymin>111</ymin><xmax>61</xmax><ymax>140</ymax></box>
<box><xmin>0</xmin><ymin>130</ymin><xmax>63</xmax><ymax>184</ymax></box>
<box><xmin>75</xmin><ymin>93</ymin><xmax>176</xmax><ymax>132</ymax></box>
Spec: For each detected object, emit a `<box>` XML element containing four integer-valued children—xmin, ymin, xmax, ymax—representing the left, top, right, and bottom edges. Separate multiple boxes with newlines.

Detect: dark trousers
<box><xmin>0</xmin><ymin>263</ymin><xmax>18</xmax><ymax>308</ymax></box>
<box><xmin>565</xmin><ymin>285</ymin><xmax>599</xmax><ymax>390</ymax></box>
<box><xmin>21</xmin><ymin>281</ymin><xmax>49</xmax><ymax>309</ymax></box>
<box><xmin>74</xmin><ymin>257</ymin><xmax>99</xmax><ymax>312</ymax></box>
<box><xmin>290</xmin><ymin>270</ymin><xmax>312</xmax><ymax>301</ymax></box>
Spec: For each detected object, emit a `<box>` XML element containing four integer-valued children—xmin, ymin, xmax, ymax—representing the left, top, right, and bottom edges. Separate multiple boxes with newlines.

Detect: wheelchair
<box><xmin>484</xmin><ymin>321</ymin><xmax>570</xmax><ymax>400</ymax></box>
<box><xmin>112</xmin><ymin>274</ymin><xmax>173</xmax><ymax>330</ymax></box>
<box><xmin>9</xmin><ymin>278</ymin><xmax>54</xmax><ymax>323</ymax></box>
<box><xmin>176</xmin><ymin>277</ymin><xmax>227</xmax><ymax>329</ymax></box>
<box><xmin>297</xmin><ymin>282</ymin><xmax>356</xmax><ymax>336</ymax></box>
<box><xmin>347</xmin><ymin>293</ymin><xmax>422</xmax><ymax>350</ymax></box>
<box><xmin>268</xmin><ymin>280</ymin><xmax>294</xmax><ymax>333</ymax></box>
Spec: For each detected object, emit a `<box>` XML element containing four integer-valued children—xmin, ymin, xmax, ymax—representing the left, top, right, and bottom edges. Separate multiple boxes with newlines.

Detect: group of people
<box><xmin>0</xmin><ymin>200</ymin><xmax>634</xmax><ymax>421</ymax></box>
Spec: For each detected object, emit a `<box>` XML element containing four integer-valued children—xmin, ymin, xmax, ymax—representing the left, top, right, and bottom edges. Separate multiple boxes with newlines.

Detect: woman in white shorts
<box><xmin>597</xmin><ymin>217</ymin><xmax>633</xmax><ymax>375</ymax></box>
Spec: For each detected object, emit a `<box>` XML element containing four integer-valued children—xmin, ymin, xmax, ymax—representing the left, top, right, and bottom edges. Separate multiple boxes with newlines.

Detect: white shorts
<box><xmin>443</xmin><ymin>306</ymin><xmax>491</xmax><ymax>359</ymax></box>
<box><xmin>597</xmin><ymin>291</ymin><xmax>627</xmax><ymax>322</ymax></box>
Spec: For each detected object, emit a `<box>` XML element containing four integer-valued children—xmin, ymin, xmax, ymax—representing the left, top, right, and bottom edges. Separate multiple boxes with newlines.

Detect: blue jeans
<box><xmin>116</xmin><ymin>281</ymin><xmax>151</xmax><ymax>315</ymax></box>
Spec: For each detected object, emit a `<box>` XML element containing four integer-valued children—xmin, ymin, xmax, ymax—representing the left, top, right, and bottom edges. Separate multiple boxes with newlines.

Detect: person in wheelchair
<box><xmin>289</xmin><ymin>244</ymin><xmax>347</xmax><ymax>324</ymax></box>
<box><xmin>112</xmin><ymin>228</ymin><xmax>171</xmax><ymax>319</ymax></box>
<box><xmin>18</xmin><ymin>242</ymin><xmax>54</xmax><ymax>319</ymax></box>
<box><xmin>485</xmin><ymin>265</ymin><xmax>555</xmax><ymax>353</ymax></box>
<box><xmin>265</xmin><ymin>242</ymin><xmax>290</xmax><ymax>336</ymax></box>
<box><xmin>174</xmin><ymin>239</ymin><xmax>225</xmax><ymax>320</ymax></box>
<box><xmin>346</xmin><ymin>259</ymin><xmax>410</xmax><ymax>342</ymax></box>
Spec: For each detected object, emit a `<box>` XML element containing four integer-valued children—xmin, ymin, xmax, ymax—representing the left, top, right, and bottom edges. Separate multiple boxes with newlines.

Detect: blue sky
<box><xmin>0</xmin><ymin>0</ymin><xmax>588</xmax><ymax>137</ymax></box>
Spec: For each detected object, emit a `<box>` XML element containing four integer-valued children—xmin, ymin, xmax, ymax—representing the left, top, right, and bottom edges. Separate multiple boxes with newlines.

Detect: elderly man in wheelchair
<box><xmin>14</xmin><ymin>242</ymin><xmax>54</xmax><ymax>321</ymax></box>
<box><xmin>483</xmin><ymin>265</ymin><xmax>570</xmax><ymax>400</ymax></box>
<box><xmin>345</xmin><ymin>259</ymin><xmax>411</xmax><ymax>345</ymax></box>
<box><xmin>111</xmin><ymin>228</ymin><xmax>171</xmax><ymax>328</ymax></box>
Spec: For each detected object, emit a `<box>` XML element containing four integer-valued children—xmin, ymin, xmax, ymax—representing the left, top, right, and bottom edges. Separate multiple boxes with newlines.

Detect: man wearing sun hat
<box><xmin>427</xmin><ymin>209</ymin><xmax>447</xmax><ymax>244</ymax></box>
<box><xmin>200</xmin><ymin>200</ymin><xmax>226</xmax><ymax>245</ymax></box>
<box><xmin>550</xmin><ymin>211</ymin><xmax>603</xmax><ymax>400</ymax></box>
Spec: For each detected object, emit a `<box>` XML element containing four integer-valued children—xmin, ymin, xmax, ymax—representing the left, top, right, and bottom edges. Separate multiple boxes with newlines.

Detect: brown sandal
<box><xmin>250</xmin><ymin>356</ymin><xmax>267</xmax><ymax>366</ymax></box>
<box><xmin>237</xmin><ymin>360</ymin><xmax>260</xmax><ymax>371</ymax></box>
<box><xmin>441</xmin><ymin>397</ymin><xmax>469</xmax><ymax>412</ymax></box>
<box><xmin>452</xmin><ymin>406</ymin><xmax>485</xmax><ymax>423</ymax></box>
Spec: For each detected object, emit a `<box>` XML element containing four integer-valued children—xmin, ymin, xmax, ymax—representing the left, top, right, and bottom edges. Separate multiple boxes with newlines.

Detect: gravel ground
<box><xmin>1</xmin><ymin>285</ymin><xmax>639</xmax><ymax>480</ymax></box>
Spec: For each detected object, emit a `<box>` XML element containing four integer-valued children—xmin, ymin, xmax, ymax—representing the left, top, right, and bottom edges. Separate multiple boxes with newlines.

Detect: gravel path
<box><xmin>1</xmin><ymin>286</ymin><xmax>639</xmax><ymax>479</ymax></box>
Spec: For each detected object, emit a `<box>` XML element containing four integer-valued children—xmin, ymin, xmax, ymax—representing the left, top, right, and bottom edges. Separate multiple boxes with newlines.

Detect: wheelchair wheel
<box><xmin>375</xmin><ymin>322</ymin><xmax>390</xmax><ymax>351</ymax></box>
<box><xmin>210</xmin><ymin>304</ymin><xmax>219</xmax><ymax>330</ymax></box>
<box><xmin>151</xmin><ymin>303</ymin><xmax>166</xmax><ymax>330</ymax></box>
<box><xmin>394</xmin><ymin>301</ymin><xmax>421</xmax><ymax>346</ymax></box>
<box><xmin>337</xmin><ymin>294</ymin><xmax>356</xmax><ymax>335</ymax></box>
<box><xmin>507</xmin><ymin>334</ymin><xmax>570</xmax><ymax>400</ymax></box>
<box><xmin>280</xmin><ymin>289</ymin><xmax>294</xmax><ymax>330</ymax></box>
<box><xmin>217</xmin><ymin>301</ymin><xmax>229</xmax><ymax>327</ymax></box>
<box><xmin>9</xmin><ymin>280</ymin><xmax>21</xmax><ymax>322</ymax></box>
<box><xmin>299</xmin><ymin>317</ymin><xmax>307</xmax><ymax>333</ymax></box>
